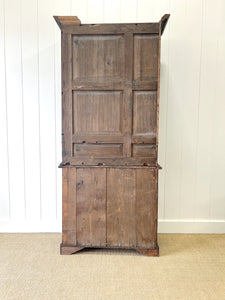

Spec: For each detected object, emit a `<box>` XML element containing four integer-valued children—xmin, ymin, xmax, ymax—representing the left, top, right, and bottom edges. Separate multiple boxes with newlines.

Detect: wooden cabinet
<box><xmin>54</xmin><ymin>14</ymin><xmax>170</xmax><ymax>256</ymax></box>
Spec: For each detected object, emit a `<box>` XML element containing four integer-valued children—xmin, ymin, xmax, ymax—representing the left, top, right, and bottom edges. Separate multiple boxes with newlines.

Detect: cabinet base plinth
<box><xmin>60</xmin><ymin>244</ymin><xmax>84</xmax><ymax>255</ymax></box>
<box><xmin>60</xmin><ymin>244</ymin><xmax>159</xmax><ymax>256</ymax></box>
<box><xmin>136</xmin><ymin>245</ymin><xmax>159</xmax><ymax>256</ymax></box>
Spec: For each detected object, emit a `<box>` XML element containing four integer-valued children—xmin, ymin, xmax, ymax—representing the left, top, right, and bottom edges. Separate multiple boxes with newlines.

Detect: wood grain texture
<box><xmin>136</xmin><ymin>168</ymin><xmax>158</xmax><ymax>248</ymax></box>
<box><xmin>61</xmin><ymin>33</ymin><xmax>73</xmax><ymax>157</ymax></box>
<box><xmin>60</xmin><ymin>244</ymin><xmax>84</xmax><ymax>255</ymax></box>
<box><xmin>133</xmin><ymin>91</ymin><xmax>157</xmax><ymax>137</ymax></box>
<box><xmin>132</xmin><ymin>144</ymin><xmax>157</xmax><ymax>158</ymax></box>
<box><xmin>62</xmin><ymin>168</ymin><xmax>77</xmax><ymax>245</ymax></box>
<box><xmin>60</xmin><ymin>156</ymin><xmax>158</xmax><ymax>167</ymax></box>
<box><xmin>54</xmin><ymin>16</ymin><xmax>81</xmax><ymax>29</ymax></box>
<box><xmin>107</xmin><ymin>168</ymin><xmax>136</xmax><ymax>247</ymax></box>
<box><xmin>72</xmin><ymin>35</ymin><xmax>124</xmax><ymax>82</ymax></box>
<box><xmin>73</xmin><ymin>143</ymin><xmax>123</xmax><ymax>157</ymax></box>
<box><xmin>76</xmin><ymin>168</ymin><xmax>106</xmax><ymax>247</ymax></box>
<box><xmin>62</xmin><ymin>23</ymin><xmax>159</xmax><ymax>34</ymax></box>
<box><xmin>136</xmin><ymin>246</ymin><xmax>159</xmax><ymax>256</ymax></box>
<box><xmin>133</xmin><ymin>34</ymin><xmax>159</xmax><ymax>81</ymax></box>
<box><xmin>73</xmin><ymin>91</ymin><xmax>123</xmax><ymax>135</ymax></box>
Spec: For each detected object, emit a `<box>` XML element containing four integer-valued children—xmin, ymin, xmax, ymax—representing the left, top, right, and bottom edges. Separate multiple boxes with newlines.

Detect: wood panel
<box><xmin>107</xmin><ymin>168</ymin><xmax>136</xmax><ymax>247</ymax></box>
<box><xmin>62</xmin><ymin>168</ymin><xmax>76</xmax><ymax>245</ymax></box>
<box><xmin>72</xmin><ymin>35</ymin><xmax>124</xmax><ymax>82</ymax></box>
<box><xmin>133</xmin><ymin>91</ymin><xmax>157</xmax><ymax>138</ymax></box>
<box><xmin>136</xmin><ymin>169</ymin><xmax>157</xmax><ymax>248</ymax></box>
<box><xmin>133</xmin><ymin>34</ymin><xmax>159</xmax><ymax>81</ymax></box>
<box><xmin>73</xmin><ymin>143</ymin><xmax>123</xmax><ymax>157</ymax></box>
<box><xmin>132</xmin><ymin>144</ymin><xmax>157</xmax><ymax>158</ymax></box>
<box><xmin>76</xmin><ymin>168</ymin><xmax>106</xmax><ymax>246</ymax></box>
<box><xmin>73</xmin><ymin>91</ymin><xmax>123</xmax><ymax>135</ymax></box>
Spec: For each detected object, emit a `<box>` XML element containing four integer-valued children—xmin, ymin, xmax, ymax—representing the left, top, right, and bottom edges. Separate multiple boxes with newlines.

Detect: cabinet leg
<box><xmin>136</xmin><ymin>245</ymin><xmax>159</xmax><ymax>257</ymax></box>
<box><xmin>60</xmin><ymin>243</ymin><xmax>84</xmax><ymax>255</ymax></box>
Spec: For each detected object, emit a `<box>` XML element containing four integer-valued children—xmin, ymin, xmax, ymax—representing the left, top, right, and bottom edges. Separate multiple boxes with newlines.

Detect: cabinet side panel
<box><xmin>136</xmin><ymin>169</ymin><xmax>158</xmax><ymax>248</ymax></box>
<box><xmin>76</xmin><ymin>168</ymin><xmax>106</xmax><ymax>246</ymax></box>
<box><xmin>107</xmin><ymin>168</ymin><xmax>136</xmax><ymax>247</ymax></box>
<box><xmin>62</xmin><ymin>33</ymin><xmax>73</xmax><ymax>157</ymax></box>
<box><xmin>62</xmin><ymin>168</ymin><xmax>77</xmax><ymax>245</ymax></box>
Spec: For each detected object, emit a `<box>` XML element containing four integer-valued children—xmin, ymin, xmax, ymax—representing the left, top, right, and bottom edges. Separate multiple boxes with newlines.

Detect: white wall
<box><xmin>0</xmin><ymin>0</ymin><xmax>225</xmax><ymax>233</ymax></box>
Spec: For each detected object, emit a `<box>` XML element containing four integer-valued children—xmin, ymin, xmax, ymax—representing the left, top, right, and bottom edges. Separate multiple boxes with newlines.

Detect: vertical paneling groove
<box><xmin>209</xmin><ymin>0</ymin><xmax>225</xmax><ymax>220</ymax></box>
<box><xmin>53</xmin><ymin>28</ymin><xmax>57</xmax><ymax>220</ymax></box>
<box><xmin>19</xmin><ymin>0</ymin><xmax>26</xmax><ymax>219</ymax></box>
<box><xmin>0</xmin><ymin>0</ymin><xmax>10</xmax><ymax>219</ymax></box>
<box><xmin>5</xmin><ymin>0</ymin><xmax>25</xmax><ymax>220</ymax></box>
<box><xmin>36</xmin><ymin>0</ymin><xmax>42</xmax><ymax>219</ymax></box>
<box><xmin>194</xmin><ymin>0</ymin><xmax>204</xmax><ymax>220</ymax></box>
<box><xmin>161</xmin><ymin>0</ymin><xmax>171</xmax><ymax>219</ymax></box>
<box><xmin>178</xmin><ymin>0</ymin><xmax>203</xmax><ymax>220</ymax></box>
<box><xmin>21</xmin><ymin>0</ymin><xmax>41</xmax><ymax>220</ymax></box>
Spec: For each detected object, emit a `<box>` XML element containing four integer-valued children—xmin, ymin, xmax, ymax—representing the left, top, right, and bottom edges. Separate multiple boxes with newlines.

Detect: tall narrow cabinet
<box><xmin>54</xmin><ymin>14</ymin><xmax>170</xmax><ymax>256</ymax></box>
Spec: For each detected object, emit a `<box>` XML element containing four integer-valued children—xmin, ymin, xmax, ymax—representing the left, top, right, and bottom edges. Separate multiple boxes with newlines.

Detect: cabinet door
<box><xmin>107</xmin><ymin>168</ymin><xmax>158</xmax><ymax>248</ymax></box>
<box><xmin>76</xmin><ymin>168</ymin><xmax>107</xmax><ymax>246</ymax></box>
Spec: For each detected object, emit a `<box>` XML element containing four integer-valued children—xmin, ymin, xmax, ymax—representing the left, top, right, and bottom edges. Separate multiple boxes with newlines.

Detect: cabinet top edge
<box><xmin>53</xmin><ymin>14</ymin><xmax>170</xmax><ymax>35</ymax></box>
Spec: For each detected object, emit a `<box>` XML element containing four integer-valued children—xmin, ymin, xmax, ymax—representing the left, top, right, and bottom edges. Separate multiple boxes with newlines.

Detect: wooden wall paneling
<box><xmin>53</xmin><ymin>0</ymin><xmax>71</xmax><ymax>221</ymax></box>
<box><xmin>137</xmin><ymin>0</ymin><xmax>155</xmax><ymax>22</ymax></box>
<box><xmin>121</xmin><ymin>0</ymin><xmax>137</xmax><ymax>23</ymax></box>
<box><xmin>195</xmin><ymin>0</ymin><xmax>222</xmax><ymax>220</ymax></box>
<box><xmin>0</xmin><ymin>0</ymin><xmax>10</xmax><ymax>219</ymax></box>
<box><xmin>76</xmin><ymin>168</ymin><xmax>106</xmax><ymax>246</ymax></box>
<box><xmin>38</xmin><ymin>0</ymin><xmax>57</xmax><ymax>220</ymax></box>
<box><xmin>156</xmin><ymin>0</ymin><xmax>170</xmax><ymax>220</ymax></box>
<box><xmin>21</xmin><ymin>0</ymin><xmax>41</xmax><ymax>220</ymax></box>
<box><xmin>62</xmin><ymin>168</ymin><xmax>76</xmax><ymax>245</ymax></box>
<box><xmin>4</xmin><ymin>0</ymin><xmax>25</xmax><ymax>219</ymax></box>
<box><xmin>179</xmin><ymin>0</ymin><xmax>202</xmax><ymax>219</ymax></box>
<box><xmin>163</xmin><ymin>0</ymin><xmax>186</xmax><ymax>219</ymax></box>
<box><xmin>136</xmin><ymin>169</ymin><xmax>158</xmax><ymax>248</ymax></box>
<box><xmin>107</xmin><ymin>168</ymin><xmax>136</xmax><ymax>247</ymax></box>
<box><xmin>210</xmin><ymin>0</ymin><xmax>225</xmax><ymax>220</ymax></box>
<box><xmin>104</xmin><ymin>0</ymin><xmax>121</xmax><ymax>23</ymax></box>
<box><xmin>87</xmin><ymin>0</ymin><xmax>104</xmax><ymax>23</ymax></box>
<box><xmin>71</xmin><ymin>0</ymin><xmax>88</xmax><ymax>22</ymax></box>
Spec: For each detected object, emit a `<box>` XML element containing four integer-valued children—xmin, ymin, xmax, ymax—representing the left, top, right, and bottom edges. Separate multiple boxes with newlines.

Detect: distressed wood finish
<box><xmin>55</xmin><ymin>15</ymin><xmax>169</xmax><ymax>165</ymax></box>
<box><xmin>107</xmin><ymin>168</ymin><xmax>136</xmax><ymax>247</ymax></box>
<box><xmin>62</xmin><ymin>168</ymin><xmax>76</xmax><ymax>245</ymax></box>
<box><xmin>136</xmin><ymin>169</ymin><xmax>158</xmax><ymax>248</ymax></box>
<box><xmin>55</xmin><ymin>15</ymin><xmax>170</xmax><ymax>256</ymax></box>
<box><xmin>61</xmin><ymin>167</ymin><xmax>159</xmax><ymax>255</ymax></box>
<box><xmin>76</xmin><ymin>168</ymin><xmax>106</xmax><ymax>246</ymax></box>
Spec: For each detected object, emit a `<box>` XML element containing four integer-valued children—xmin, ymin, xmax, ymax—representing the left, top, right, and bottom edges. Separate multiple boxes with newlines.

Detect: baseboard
<box><xmin>0</xmin><ymin>219</ymin><xmax>224</xmax><ymax>233</ymax></box>
<box><xmin>0</xmin><ymin>220</ymin><xmax>62</xmax><ymax>233</ymax></box>
<box><xmin>158</xmin><ymin>220</ymin><xmax>225</xmax><ymax>234</ymax></box>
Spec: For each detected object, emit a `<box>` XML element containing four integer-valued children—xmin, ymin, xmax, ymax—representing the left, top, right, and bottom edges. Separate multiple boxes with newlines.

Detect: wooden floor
<box><xmin>0</xmin><ymin>233</ymin><xmax>224</xmax><ymax>300</ymax></box>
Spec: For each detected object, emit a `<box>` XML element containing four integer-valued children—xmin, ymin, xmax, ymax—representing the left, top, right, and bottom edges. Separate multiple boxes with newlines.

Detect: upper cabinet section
<box><xmin>55</xmin><ymin>15</ymin><xmax>170</xmax><ymax>167</ymax></box>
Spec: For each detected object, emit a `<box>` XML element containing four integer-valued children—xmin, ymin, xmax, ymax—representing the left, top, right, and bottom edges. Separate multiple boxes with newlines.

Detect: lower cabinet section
<box><xmin>61</xmin><ymin>167</ymin><xmax>159</xmax><ymax>256</ymax></box>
